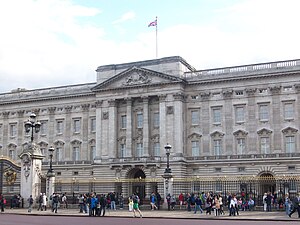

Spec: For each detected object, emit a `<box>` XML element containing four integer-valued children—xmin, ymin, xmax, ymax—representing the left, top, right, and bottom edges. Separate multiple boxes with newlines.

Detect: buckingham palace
<box><xmin>1</xmin><ymin>56</ymin><xmax>300</xmax><ymax>204</ymax></box>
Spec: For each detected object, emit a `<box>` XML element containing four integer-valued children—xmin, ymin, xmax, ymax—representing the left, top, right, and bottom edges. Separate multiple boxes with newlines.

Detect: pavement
<box><xmin>1</xmin><ymin>207</ymin><xmax>300</xmax><ymax>221</ymax></box>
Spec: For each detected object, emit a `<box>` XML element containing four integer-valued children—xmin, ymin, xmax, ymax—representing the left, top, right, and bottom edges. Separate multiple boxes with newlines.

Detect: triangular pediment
<box><xmin>91</xmin><ymin>67</ymin><xmax>185</xmax><ymax>91</ymax></box>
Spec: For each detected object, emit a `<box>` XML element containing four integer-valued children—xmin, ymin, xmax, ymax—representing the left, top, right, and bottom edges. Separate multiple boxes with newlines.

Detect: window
<box><xmin>260</xmin><ymin>137</ymin><xmax>270</xmax><ymax>154</ymax></box>
<box><xmin>120</xmin><ymin>144</ymin><xmax>126</xmax><ymax>158</ymax></box>
<box><xmin>136</xmin><ymin>143</ymin><xmax>143</xmax><ymax>157</ymax></box>
<box><xmin>153</xmin><ymin>142</ymin><xmax>160</xmax><ymax>156</ymax></box>
<box><xmin>56</xmin><ymin>120</ymin><xmax>64</xmax><ymax>134</ymax></box>
<box><xmin>237</xmin><ymin>138</ymin><xmax>245</xmax><ymax>154</ymax></box>
<box><xmin>213</xmin><ymin>140</ymin><xmax>222</xmax><ymax>156</ymax></box>
<box><xmin>137</xmin><ymin>113</ymin><xmax>143</xmax><ymax>128</ymax></box>
<box><xmin>40</xmin><ymin>121</ymin><xmax>48</xmax><ymax>135</ymax></box>
<box><xmin>191</xmin><ymin>110</ymin><xmax>200</xmax><ymax>125</ymax></box>
<box><xmin>121</xmin><ymin>115</ymin><xmax>127</xmax><ymax>129</ymax></box>
<box><xmin>72</xmin><ymin>147</ymin><xmax>80</xmax><ymax>161</ymax></box>
<box><xmin>238</xmin><ymin>167</ymin><xmax>245</xmax><ymax>172</ymax></box>
<box><xmin>212</xmin><ymin>108</ymin><xmax>221</xmax><ymax>124</ymax></box>
<box><xmin>235</xmin><ymin>106</ymin><xmax>245</xmax><ymax>123</ymax></box>
<box><xmin>10</xmin><ymin>124</ymin><xmax>17</xmax><ymax>137</ymax></box>
<box><xmin>284</xmin><ymin>103</ymin><xmax>294</xmax><ymax>120</ymax></box>
<box><xmin>90</xmin><ymin>146</ymin><xmax>96</xmax><ymax>160</ymax></box>
<box><xmin>191</xmin><ymin>141</ymin><xmax>200</xmax><ymax>156</ymax></box>
<box><xmin>55</xmin><ymin>147</ymin><xmax>62</xmax><ymax>161</ymax></box>
<box><xmin>90</xmin><ymin>118</ymin><xmax>96</xmax><ymax>132</ymax></box>
<box><xmin>153</xmin><ymin>113</ymin><xmax>160</xmax><ymax>127</ymax></box>
<box><xmin>235</xmin><ymin>90</ymin><xmax>244</xmax><ymax>96</ymax></box>
<box><xmin>259</xmin><ymin>105</ymin><xmax>269</xmax><ymax>121</ymax></box>
<box><xmin>9</xmin><ymin>150</ymin><xmax>15</xmax><ymax>160</ymax></box>
<box><xmin>285</xmin><ymin>136</ymin><xmax>295</xmax><ymax>153</ymax></box>
<box><xmin>73</xmin><ymin>119</ymin><xmax>81</xmax><ymax>133</ymax></box>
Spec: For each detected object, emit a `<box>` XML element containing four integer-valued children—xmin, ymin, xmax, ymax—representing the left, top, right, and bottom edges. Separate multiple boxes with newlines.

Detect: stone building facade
<box><xmin>1</xmin><ymin>56</ymin><xmax>300</xmax><ymax>202</ymax></box>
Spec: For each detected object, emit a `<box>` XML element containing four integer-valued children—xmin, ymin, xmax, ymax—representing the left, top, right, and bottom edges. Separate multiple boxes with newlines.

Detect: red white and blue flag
<box><xmin>148</xmin><ymin>19</ymin><xmax>157</xmax><ymax>27</ymax></box>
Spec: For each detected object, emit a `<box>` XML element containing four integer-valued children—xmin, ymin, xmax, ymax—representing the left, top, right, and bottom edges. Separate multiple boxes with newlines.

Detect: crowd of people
<box><xmin>2</xmin><ymin>190</ymin><xmax>300</xmax><ymax>219</ymax></box>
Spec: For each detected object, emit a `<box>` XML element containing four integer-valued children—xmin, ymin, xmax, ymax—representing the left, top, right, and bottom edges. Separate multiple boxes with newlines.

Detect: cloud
<box><xmin>0</xmin><ymin>0</ymin><xmax>300</xmax><ymax>93</ymax></box>
<box><xmin>112</xmin><ymin>11</ymin><xmax>136</xmax><ymax>24</ymax></box>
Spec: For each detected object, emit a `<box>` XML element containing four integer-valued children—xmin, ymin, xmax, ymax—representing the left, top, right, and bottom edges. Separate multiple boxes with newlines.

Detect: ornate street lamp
<box><xmin>48</xmin><ymin>146</ymin><xmax>55</xmax><ymax>174</ymax></box>
<box><xmin>164</xmin><ymin>144</ymin><xmax>172</xmax><ymax>174</ymax></box>
<box><xmin>162</xmin><ymin>143</ymin><xmax>173</xmax><ymax>208</ymax></box>
<box><xmin>24</xmin><ymin>113</ymin><xmax>41</xmax><ymax>142</ymax></box>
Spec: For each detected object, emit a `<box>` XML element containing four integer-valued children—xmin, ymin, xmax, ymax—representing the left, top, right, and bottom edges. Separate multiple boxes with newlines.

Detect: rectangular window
<box><xmin>40</xmin><ymin>121</ymin><xmax>48</xmax><ymax>135</ymax></box>
<box><xmin>212</xmin><ymin>108</ymin><xmax>221</xmax><ymax>124</ymax></box>
<box><xmin>120</xmin><ymin>144</ymin><xmax>126</xmax><ymax>158</ymax></box>
<box><xmin>235</xmin><ymin>106</ymin><xmax>245</xmax><ymax>123</ymax></box>
<box><xmin>55</xmin><ymin>147</ymin><xmax>62</xmax><ymax>161</ymax></box>
<box><xmin>191</xmin><ymin>141</ymin><xmax>200</xmax><ymax>156</ymax></box>
<box><xmin>153</xmin><ymin>142</ymin><xmax>160</xmax><ymax>156</ymax></box>
<box><xmin>72</xmin><ymin>147</ymin><xmax>80</xmax><ymax>161</ymax></box>
<box><xmin>153</xmin><ymin>112</ymin><xmax>160</xmax><ymax>127</ymax></box>
<box><xmin>285</xmin><ymin>136</ymin><xmax>295</xmax><ymax>153</ymax></box>
<box><xmin>56</xmin><ymin>120</ymin><xmax>64</xmax><ymax>134</ymax></box>
<box><xmin>9</xmin><ymin>150</ymin><xmax>15</xmax><ymax>160</ymax></box>
<box><xmin>191</xmin><ymin>110</ymin><xmax>200</xmax><ymax>125</ymax></box>
<box><xmin>121</xmin><ymin>115</ymin><xmax>127</xmax><ymax>129</ymax></box>
<box><xmin>284</xmin><ymin>103</ymin><xmax>294</xmax><ymax>120</ymax></box>
<box><xmin>259</xmin><ymin>105</ymin><xmax>269</xmax><ymax>121</ymax></box>
<box><xmin>73</xmin><ymin>119</ymin><xmax>81</xmax><ymax>133</ymax></box>
<box><xmin>136</xmin><ymin>143</ymin><xmax>143</xmax><ymax>157</ymax></box>
<box><xmin>91</xmin><ymin>118</ymin><xmax>96</xmax><ymax>132</ymax></box>
<box><xmin>260</xmin><ymin>137</ymin><xmax>270</xmax><ymax>154</ymax></box>
<box><xmin>90</xmin><ymin>146</ymin><xmax>96</xmax><ymax>160</ymax></box>
<box><xmin>137</xmin><ymin>113</ymin><xmax>143</xmax><ymax>128</ymax></box>
<box><xmin>237</xmin><ymin>138</ymin><xmax>245</xmax><ymax>154</ymax></box>
<box><xmin>10</xmin><ymin>124</ymin><xmax>17</xmax><ymax>137</ymax></box>
<box><xmin>213</xmin><ymin>140</ymin><xmax>222</xmax><ymax>156</ymax></box>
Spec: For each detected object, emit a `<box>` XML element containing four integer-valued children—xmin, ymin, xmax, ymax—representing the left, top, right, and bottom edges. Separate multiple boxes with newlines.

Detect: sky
<box><xmin>1</xmin><ymin>0</ymin><xmax>300</xmax><ymax>93</ymax></box>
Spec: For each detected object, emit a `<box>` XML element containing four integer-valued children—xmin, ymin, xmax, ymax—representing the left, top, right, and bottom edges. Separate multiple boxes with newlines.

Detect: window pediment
<box><xmin>188</xmin><ymin>132</ymin><xmax>202</xmax><ymax>139</ymax></box>
<box><xmin>233</xmin><ymin>129</ymin><xmax>248</xmax><ymax>137</ymax></box>
<box><xmin>210</xmin><ymin>131</ymin><xmax>224</xmax><ymax>138</ymax></box>
<box><xmin>257</xmin><ymin>128</ymin><xmax>272</xmax><ymax>135</ymax></box>
<box><xmin>282</xmin><ymin>127</ymin><xmax>298</xmax><ymax>135</ymax></box>
<box><xmin>71</xmin><ymin>139</ymin><xmax>82</xmax><ymax>145</ymax></box>
<box><xmin>54</xmin><ymin>140</ymin><xmax>65</xmax><ymax>146</ymax></box>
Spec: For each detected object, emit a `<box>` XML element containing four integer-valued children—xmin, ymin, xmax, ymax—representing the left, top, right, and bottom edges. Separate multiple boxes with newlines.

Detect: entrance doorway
<box><xmin>127</xmin><ymin>168</ymin><xmax>146</xmax><ymax>204</ymax></box>
<box><xmin>260</xmin><ymin>173</ymin><xmax>276</xmax><ymax>194</ymax></box>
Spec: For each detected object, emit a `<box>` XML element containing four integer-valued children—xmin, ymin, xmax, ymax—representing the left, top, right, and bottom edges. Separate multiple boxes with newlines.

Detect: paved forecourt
<box><xmin>2</xmin><ymin>208</ymin><xmax>299</xmax><ymax>221</ymax></box>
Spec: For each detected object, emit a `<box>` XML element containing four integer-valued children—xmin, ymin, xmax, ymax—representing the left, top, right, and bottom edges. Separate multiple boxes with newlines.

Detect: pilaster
<box><xmin>142</xmin><ymin>96</ymin><xmax>149</xmax><ymax>157</ymax></box>
<box><xmin>126</xmin><ymin>98</ymin><xmax>133</xmax><ymax>157</ymax></box>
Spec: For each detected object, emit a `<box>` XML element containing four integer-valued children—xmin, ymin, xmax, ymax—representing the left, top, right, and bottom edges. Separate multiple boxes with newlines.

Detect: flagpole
<box><xmin>156</xmin><ymin>16</ymin><xmax>158</xmax><ymax>59</ymax></box>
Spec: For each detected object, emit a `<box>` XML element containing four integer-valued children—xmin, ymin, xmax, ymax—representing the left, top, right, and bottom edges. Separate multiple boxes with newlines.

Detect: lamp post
<box><xmin>48</xmin><ymin>146</ymin><xmax>55</xmax><ymax>174</ymax></box>
<box><xmin>46</xmin><ymin>146</ymin><xmax>55</xmax><ymax>205</ymax></box>
<box><xmin>162</xmin><ymin>143</ymin><xmax>173</xmax><ymax>208</ymax></box>
<box><xmin>24</xmin><ymin>113</ymin><xmax>41</xmax><ymax>143</ymax></box>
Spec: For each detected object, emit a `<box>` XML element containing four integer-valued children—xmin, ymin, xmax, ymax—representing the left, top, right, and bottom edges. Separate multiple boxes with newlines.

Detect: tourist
<box><xmin>27</xmin><ymin>195</ymin><xmax>33</xmax><ymax>213</ymax></box>
<box><xmin>132</xmin><ymin>193</ymin><xmax>142</xmax><ymax>218</ymax></box>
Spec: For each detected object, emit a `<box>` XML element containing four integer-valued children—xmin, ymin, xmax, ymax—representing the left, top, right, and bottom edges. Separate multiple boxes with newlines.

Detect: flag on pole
<box><xmin>148</xmin><ymin>19</ymin><xmax>157</xmax><ymax>27</ymax></box>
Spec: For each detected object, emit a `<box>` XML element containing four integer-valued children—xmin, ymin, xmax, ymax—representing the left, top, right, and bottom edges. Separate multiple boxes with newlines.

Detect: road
<box><xmin>0</xmin><ymin>214</ymin><xmax>299</xmax><ymax>225</ymax></box>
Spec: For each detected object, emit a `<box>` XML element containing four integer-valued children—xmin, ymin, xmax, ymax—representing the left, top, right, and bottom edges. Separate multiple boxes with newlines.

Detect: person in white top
<box><xmin>42</xmin><ymin>193</ymin><xmax>47</xmax><ymax>211</ymax></box>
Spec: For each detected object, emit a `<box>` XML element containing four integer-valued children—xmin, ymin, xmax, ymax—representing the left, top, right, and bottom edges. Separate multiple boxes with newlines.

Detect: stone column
<box><xmin>95</xmin><ymin>100</ymin><xmax>103</xmax><ymax>160</ymax></box>
<box><xmin>270</xmin><ymin>86</ymin><xmax>282</xmax><ymax>153</ymax></box>
<box><xmin>173</xmin><ymin>93</ymin><xmax>184</xmax><ymax>156</ymax></box>
<box><xmin>142</xmin><ymin>96</ymin><xmax>149</xmax><ymax>157</ymax></box>
<box><xmin>159</xmin><ymin>95</ymin><xmax>167</xmax><ymax>157</ymax></box>
<box><xmin>64</xmin><ymin>106</ymin><xmax>72</xmax><ymax>160</ymax></box>
<box><xmin>223</xmin><ymin>90</ymin><xmax>233</xmax><ymax>155</ymax></box>
<box><xmin>81</xmin><ymin>104</ymin><xmax>90</xmax><ymax>160</ymax></box>
<box><xmin>19</xmin><ymin>144</ymin><xmax>44</xmax><ymax>207</ymax></box>
<box><xmin>245</xmin><ymin>88</ymin><xmax>257</xmax><ymax>153</ymax></box>
<box><xmin>108</xmin><ymin>100</ymin><xmax>117</xmax><ymax>159</ymax></box>
<box><xmin>200</xmin><ymin>92</ymin><xmax>211</xmax><ymax>154</ymax></box>
<box><xmin>126</xmin><ymin>98</ymin><xmax>133</xmax><ymax>157</ymax></box>
<box><xmin>46</xmin><ymin>173</ymin><xmax>55</xmax><ymax>205</ymax></box>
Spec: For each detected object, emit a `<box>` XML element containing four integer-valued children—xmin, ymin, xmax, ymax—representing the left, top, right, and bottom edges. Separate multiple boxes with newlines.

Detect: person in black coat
<box><xmin>98</xmin><ymin>194</ymin><xmax>107</xmax><ymax>216</ymax></box>
<box><xmin>289</xmin><ymin>194</ymin><xmax>300</xmax><ymax>218</ymax></box>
